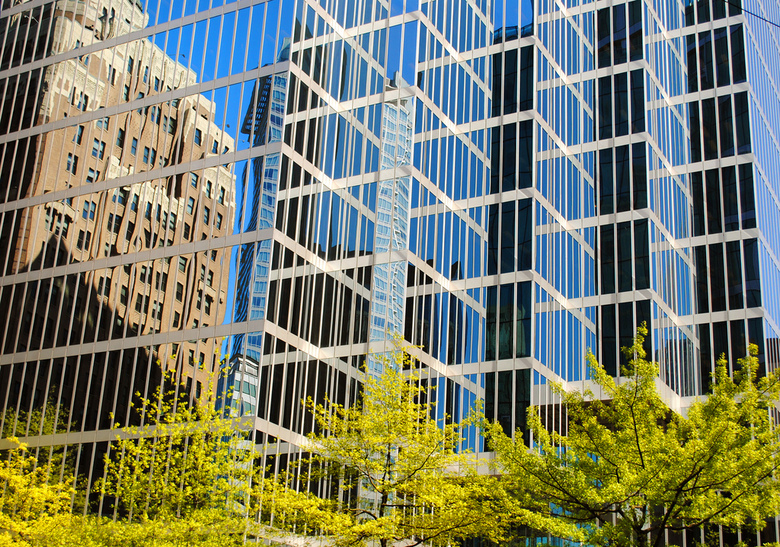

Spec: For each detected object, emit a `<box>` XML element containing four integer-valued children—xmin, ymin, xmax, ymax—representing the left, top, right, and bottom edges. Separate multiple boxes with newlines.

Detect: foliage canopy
<box><xmin>486</xmin><ymin>326</ymin><xmax>780</xmax><ymax>547</ymax></box>
<box><xmin>260</xmin><ymin>348</ymin><xmax>558</xmax><ymax>547</ymax></box>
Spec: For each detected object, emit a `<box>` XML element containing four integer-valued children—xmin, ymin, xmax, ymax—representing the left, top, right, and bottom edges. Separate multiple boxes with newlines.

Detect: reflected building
<box><xmin>3</xmin><ymin>0</ymin><xmax>780</xmax><ymax>541</ymax></box>
<box><xmin>0</xmin><ymin>0</ymin><xmax>236</xmax><ymax>486</ymax></box>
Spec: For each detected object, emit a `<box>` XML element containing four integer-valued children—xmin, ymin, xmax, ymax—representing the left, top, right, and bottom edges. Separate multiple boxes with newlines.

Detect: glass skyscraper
<box><xmin>1</xmin><ymin>0</ymin><xmax>779</xmax><ymax>541</ymax></box>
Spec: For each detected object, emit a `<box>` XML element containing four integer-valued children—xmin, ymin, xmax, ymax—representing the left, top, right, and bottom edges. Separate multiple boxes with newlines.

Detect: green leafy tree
<box><xmin>260</xmin><ymin>347</ymin><xmax>570</xmax><ymax>547</ymax></box>
<box><xmin>0</xmin><ymin>438</ymin><xmax>74</xmax><ymax>546</ymax></box>
<box><xmin>486</xmin><ymin>326</ymin><xmax>780</xmax><ymax>547</ymax></box>
<box><xmin>91</xmin><ymin>369</ymin><xmax>259</xmax><ymax>545</ymax></box>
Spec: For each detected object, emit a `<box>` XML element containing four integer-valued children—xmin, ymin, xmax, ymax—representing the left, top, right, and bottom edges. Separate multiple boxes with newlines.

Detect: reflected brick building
<box><xmin>0</xmin><ymin>0</ymin><xmax>236</xmax><ymax>481</ymax></box>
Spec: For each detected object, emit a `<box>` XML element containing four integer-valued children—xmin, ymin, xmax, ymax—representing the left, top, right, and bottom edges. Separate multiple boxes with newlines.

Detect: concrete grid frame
<box><xmin>1</xmin><ymin>0</ymin><xmax>780</xmax><ymax>542</ymax></box>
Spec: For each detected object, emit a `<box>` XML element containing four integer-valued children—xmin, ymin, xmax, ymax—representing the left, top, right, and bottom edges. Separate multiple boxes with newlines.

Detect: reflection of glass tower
<box><xmin>368</xmin><ymin>81</ymin><xmax>414</xmax><ymax>372</ymax></box>
<box><xmin>223</xmin><ymin>69</ymin><xmax>288</xmax><ymax>416</ymax></box>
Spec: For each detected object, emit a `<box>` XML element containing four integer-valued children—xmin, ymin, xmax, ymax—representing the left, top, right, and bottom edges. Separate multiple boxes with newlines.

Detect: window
<box><xmin>150</xmin><ymin>105</ymin><xmax>160</xmax><ymax>123</ymax></box>
<box><xmin>194</xmin><ymin>128</ymin><xmax>202</xmax><ymax>145</ymax></box>
<box><xmin>163</xmin><ymin>116</ymin><xmax>176</xmax><ymax>134</ymax></box>
<box><xmin>143</xmin><ymin>66</ymin><xmax>149</xmax><ymax>83</ymax></box>
<box><xmin>66</xmin><ymin>153</ymin><xmax>78</xmax><ymax>174</ymax></box>
<box><xmin>203</xmin><ymin>207</ymin><xmax>210</xmax><ymax>224</ymax></box>
<box><xmin>176</xmin><ymin>282</ymin><xmax>184</xmax><ymax>301</ymax></box>
<box><xmin>206</xmin><ymin>180</ymin><xmax>213</xmax><ymax>197</ymax></box>
<box><xmin>154</xmin><ymin>77</ymin><xmax>160</xmax><ymax>91</ymax></box>
<box><xmin>178</xmin><ymin>257</ymin><xmax>187</xmax><ymax>272</ymax></box>
<box><xmin>153</xmin><ymin>302</ymin><xmax>163</xmax><ymax>321</ymax></box>
<box><xmin>206</xmin><ymin>270</ymin><xmax>213</xmax><ymax>286</ymax></box>
<box><xmin>204</xmin><ymin>295</ymin><xmax>213</xmax><ymax>315</ymax></box>
<box><xmin>150</xmin><ymin>148</ymin><xmax>157</xmax><ymax>165</ymax></box>
<box><xmin>73</xmin><ymin>91</ymin><xmax>89</xmax><ymax>111</ymax></box>
<box><xmin>120</xmin><ymin>285</ymin><xmax>128</xmax><ymax>305</ymax></box>
<box><xmin>186</xmin><ymin>197</ymin><xmax>195</xmax><ymax>214</ymax></box>
<box><xmin>87</xmin><ymin>168</ymin><xmax>99</xmax><ymax>183</ymax></box>
<box><xmin>73</xmin><ymin>125</ymin><xmax>84</xmax><ymax>144</ymax></box>
<box><xmin>116</xmin><ymin>128</ymin><xmax>125</xmax><ymax>147</ymax></box>
<box><xmin>143</xmin><ymin>147</ymin><xmax>150</xmax><ymax>163</ymax></box>
<box><xmin>183</xmin><ymin>223</ymin><xmax>191</xmax><ymax>239</ymax></box>
<box><xmin>125</xmin><ymin>221</ymin><xmax>135</xmax><ymax>241</ymax></box>
<box><xmin>156</xmin><ymin>271</ymin><xmax>168</xmax><ymax>289</ymax></box>
<box><xmin>218</xmin><ymin>187</ymin><xmax>225</xmax><ymax>204</ymax></box>
<box><xmin>173</xmin><ymin>311</ymin><xmax>180</xmax><ymax>327</ymax></box>
<box><xmin>115</xmin><ymin>188</ymin><xmax>128</xmax><ymax>205</ymax></box>
<box><xmin>212</xmin><ymin>140</ymin><xmax>218</xmax><ymax>153</ymax></box>
<box><xmin>211</xmin><ymin>250</ymin><xmax>217</xmax><ymax>261</ymax></box>
<box><xmin>108</xmin><ymin>66</ymin><xmax>116</xmax><ymax>85</ymax></box>
<box><xmin>169</xmin><ymin>212</ymin><xmax>177</xmax><ymax>230</ymax></box>
<box><xmin>127</xmin><ymin>56</ymin><xmax>134</xmax><ymax>72</ymax></box>
<box><xmin>92</xmin><ymin>139</ymin><xmax>106</xmax><ymax>159</ymax></box>
<box><xmin>131</xmin><ymin>138</ymin><xmax>138</xmax><ymax>155</ymax></box>
<box><xmin>96</xmin><ymin>116</ymin><xmax>109</xmax><ymax>130</ymax></box>
<box><xmin>131</xmin><ymin>194</ymin><xmax>139</xmax><ymax>212</ymax></box>
<box><xmin>216</xmin><ymin>212</ymin><xmax>223</xmax><ymax>230</ymax></box>
<box><xmin>190</xmin><ymin>173</ymin><xmax>199</xmax><ymax>187</ymax></box>
<box><xmin>97</xmin><ymin>276</ymin><xmax>109</xmax><ymax>296</ymax></box>
<box><xmin>196</xmin><ymin>291</ymin><xmax>202</xmax><ymax>309</ymax></box>
<box><xmin>123</xmin><ymin>85</ymin><xmax>130</xmax><ymax>101</ymax></box>
<box><xmin>76</xmin><ymin>229</ymin><xmax>92</xmax><ymax>250</ymax></box>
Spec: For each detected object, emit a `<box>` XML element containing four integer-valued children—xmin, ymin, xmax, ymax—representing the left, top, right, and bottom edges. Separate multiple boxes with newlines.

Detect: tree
<box><xmin>92</xmin><ymin>369</ymin><xmax>260</xmax><ymax>546</ymax></box>
<box><xmin>260</xmin><ymin>347</ymin><xmax>568</xmax><ymax>547</ymax></box>
<box><xmin>0</xmin><ymin>366</ymin><xmax>267</xmax><ymax>547</ymax></box>
<box><xmin>0</xmin><ymin>438</ymin><xmax>74</xmax><ymax>546</ymax></box>
<box><xmin>486</xmin><ymin>326</ymin><xmax>780</xmax><ymax>547</ymax></box>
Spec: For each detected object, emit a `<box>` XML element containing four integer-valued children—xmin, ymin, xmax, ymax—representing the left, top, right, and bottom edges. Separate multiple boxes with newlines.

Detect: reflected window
<box><xmin>73</xmin><ymin>125</ymin><xmax>84</xmax><ymax>144</ymax></box>
<box><xmin>194</xmin><ymin>129</ymin><xmax>203</xmax><ymax>146</ymax></box>
<box><xmin>116</xmin><ymin>128</ymin><xmax>125</xmax><ymax>148</ymax></box>
<box><xmin>76</xmin><ymin>230</ymin><xmax>92</xmax><ymax>250</ymax></box>
<box><xmin>67</xmin><ymin>153</ymin><xmax>78</xmax><ymax>174</ymax></box>
<box><xmin>92</xmin><ymin>139</ymin><xmax>106</xmax><ymax>159</ymax></box>
<box><xmin>131</xmin><ymin>138</ymin><xmax>138</xmax><ymax>155</ymax></box>
<box><xmin>186</xmin><ymin>197</ymin><xmax>195</xmax><ymax>215</ymax></box>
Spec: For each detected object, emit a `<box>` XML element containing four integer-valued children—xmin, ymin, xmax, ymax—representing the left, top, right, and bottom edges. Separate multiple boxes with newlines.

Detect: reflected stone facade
<box><xmin>2</xmin><ymin>0</ymin><xmax>780</xmax><ymax>540</ymax></box>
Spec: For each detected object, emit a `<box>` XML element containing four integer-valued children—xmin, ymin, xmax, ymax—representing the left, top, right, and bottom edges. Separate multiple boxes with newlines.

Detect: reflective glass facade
<box><xmin>2</xmin><ymin>0</ymin><xmax>780</xmax><ymax>539</ymax></box>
